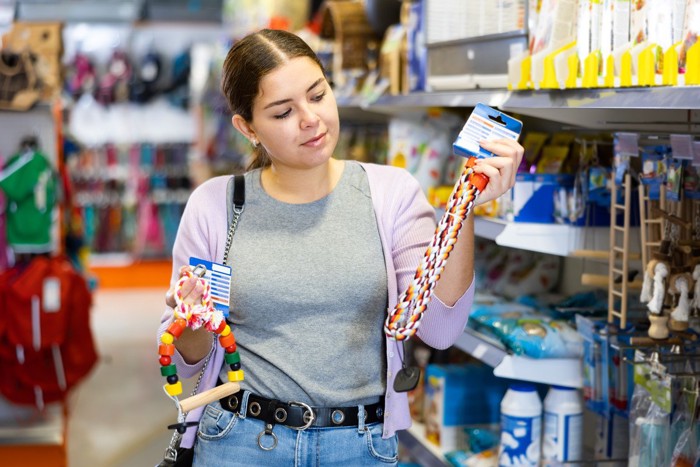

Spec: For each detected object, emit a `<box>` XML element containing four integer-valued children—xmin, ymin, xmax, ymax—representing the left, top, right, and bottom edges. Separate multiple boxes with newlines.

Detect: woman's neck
<box><xmin>261</xmin><ymin>158</ymin><xmax>345</xmax><ymax>204</ymax></box>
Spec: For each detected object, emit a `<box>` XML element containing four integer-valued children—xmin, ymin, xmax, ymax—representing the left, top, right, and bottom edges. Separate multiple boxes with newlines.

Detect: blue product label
<box><xmin>543</xmin><ymin>411</ymin><xmax>583</xmax><ymax>462</ymax></box>
<box><xmin>499</xmin><ymin>414</ymin><xmax>541</xmax><ymax>466</ymax></box>
<box><xmin>189</xmin><ymin>257</ymin><xmax>232</xmax><ymax>316</ymax></box>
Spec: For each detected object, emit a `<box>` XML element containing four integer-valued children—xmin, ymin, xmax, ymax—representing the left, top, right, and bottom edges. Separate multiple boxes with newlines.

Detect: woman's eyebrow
<box><xmin>263</xmin><ymin>77</ymin><xmax>325</xmax><ymax>110</ymax></box>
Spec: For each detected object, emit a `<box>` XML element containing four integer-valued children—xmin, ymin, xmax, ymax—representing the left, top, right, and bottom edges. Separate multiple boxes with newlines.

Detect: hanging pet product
<box><xmin>384</xmin><ymin>104</ymin><xmax>521</xmax><ymax>392</ymax></box>
<box><xmin>645</xmin><ymin>259</ymin><xmax>670</xmax><ymax>340</ymax></box>
<box><xmin>0</xmin><ymin>50</ymin><xmax>41</xmax><ymax>111</ymax></box>
<box><xmin>158</xmin><ymin>175</ymin><xmax>244</xmax><ymax>466</ymax></box>
<box><xmin>669</xmin><ymin>272</ymin><xmax>693</xmax><ymax>331</ymax></box>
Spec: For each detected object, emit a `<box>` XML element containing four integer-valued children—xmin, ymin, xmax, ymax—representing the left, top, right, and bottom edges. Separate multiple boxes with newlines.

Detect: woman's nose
<box><xmin>298</xmin><ymin>104</ymin><xmax>320</xmax><ymax>129</ymax></box>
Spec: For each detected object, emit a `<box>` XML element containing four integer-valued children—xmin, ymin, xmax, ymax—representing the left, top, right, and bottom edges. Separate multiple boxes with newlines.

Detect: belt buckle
<box><xmin>287</xmin><ymin>401</ymin><xmax>315</xmax><ymax>430</ymax></box>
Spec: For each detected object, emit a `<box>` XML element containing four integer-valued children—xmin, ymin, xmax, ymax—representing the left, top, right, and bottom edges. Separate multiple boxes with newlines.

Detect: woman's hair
<box><xmin>221</xmin><ymin>29</ymin><xmax>325</xmax><ymax>170</ymax></box>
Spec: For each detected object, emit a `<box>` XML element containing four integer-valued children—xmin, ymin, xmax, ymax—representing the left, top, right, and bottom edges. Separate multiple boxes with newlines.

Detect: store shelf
<box><xmin>398</xmin><ymin>421</ymin><xmax>449</xmax><ymax>467</ymax></box>
<box><xmin>454</xmin><ymin>328</ymin><xmax>583</xmax><ymax>388</ymax></box>
<box><xmin>474</xmin><ymin>216</ymin><xmax>616</xmax><ymax>257</ymax></box>
<box><xmin>338</xmin><ymin>86</ymin><xmax>700</xmax><ymax>131</ymax></box>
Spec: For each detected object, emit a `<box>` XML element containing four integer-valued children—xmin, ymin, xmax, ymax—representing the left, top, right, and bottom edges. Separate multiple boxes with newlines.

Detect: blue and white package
<box><xmin>189</xmin><ymin>257</ymin><xmax>232</xmax><ymax>316</ymax></box>
<box><xmin>453</xmin><ymin>103</ymin><xmax>522</xmax><ymax>159</ymax></box>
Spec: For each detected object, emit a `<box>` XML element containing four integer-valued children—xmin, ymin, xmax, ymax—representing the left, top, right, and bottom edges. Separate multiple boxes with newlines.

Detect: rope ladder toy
<box><xmin>158</xmin><ymin>265</ymin><xmax>243</xmax><ymax>432</ymax></box>
<box><xmin>384</xmin><ymin>157</ymin><xmax>489</xmax><ymax>341</ymax></box>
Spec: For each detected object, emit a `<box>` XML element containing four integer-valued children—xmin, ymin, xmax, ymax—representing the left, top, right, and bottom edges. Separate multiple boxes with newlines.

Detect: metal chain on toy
<box><xmin>384</xmin><ymin>158</ymin><xmax>488</xmax><ymax>341</ymax></box>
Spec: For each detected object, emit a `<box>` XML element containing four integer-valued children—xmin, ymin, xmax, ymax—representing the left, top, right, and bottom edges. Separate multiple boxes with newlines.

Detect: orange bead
<box><xmin>159</xmin><ymin>343</ymin><xmax>175</xmax><ymax>356</ymax></box>
<box><xmin>159</xmin><ymin>355</ymin><xmax>171</xmax><ymax>366</ymax></box>
<box><xmin>167</xmin><ymin>319</ymin><xmax>187</xmax><ymax>338</ymax></box>
<box><xmin>219</xmin><ymin>333</ymin><xmax>236</xmax><ymax>348</ymax></box>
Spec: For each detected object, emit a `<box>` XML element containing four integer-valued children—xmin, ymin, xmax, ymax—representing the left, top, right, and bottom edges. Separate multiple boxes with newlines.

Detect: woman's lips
<box><xmin>302</xmin><ymin>133</ymin><xmax>325</xmax><ymax>146</ymax></box>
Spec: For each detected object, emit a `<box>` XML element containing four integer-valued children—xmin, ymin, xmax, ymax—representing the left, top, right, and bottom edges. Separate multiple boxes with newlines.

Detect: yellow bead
<box><xmin>165</xmin><ymin>381</ymin><xmax>183</xmax><ymax>396</ymax></box>
<box><xmin>160</xmin><ymin>332</ymin><xmax>174</xmax><ymax>344</ymax></box>
<box><xmin>220</xmin><ymin>325</ymin><xmax>231</xmax><ymax>337</ymax></box>
<box><xmin>227</xmin><ymin>370</ymin><xmax>244</xmax><ymax>382</ymax></box>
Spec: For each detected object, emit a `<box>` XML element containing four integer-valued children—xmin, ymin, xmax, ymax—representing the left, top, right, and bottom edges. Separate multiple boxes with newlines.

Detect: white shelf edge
<box><xmin>0</xmin><ymin>402</ymin><xmax>64</xmax><ymax>446</ymax></box>
<box><xmin>474</xmin><ymin>216</ymin><xmax>612</xmax><ymax>257</ymax></box>
<box><xmin>455</xmin><ymin>328</ymin><xmax>583</xmax><ymax>388</ymax></box>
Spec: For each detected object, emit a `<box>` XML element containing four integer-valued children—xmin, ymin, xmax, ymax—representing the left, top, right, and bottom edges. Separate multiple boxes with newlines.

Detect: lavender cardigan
<box><xmin>158</xmin><ymin>162</ymin><xmax>475</xmax><ymax>448</ymax></box>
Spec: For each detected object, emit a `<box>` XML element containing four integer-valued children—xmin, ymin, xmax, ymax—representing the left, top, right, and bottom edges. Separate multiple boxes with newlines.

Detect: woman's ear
<box><xmin>232</xmin><ymin>115</ymin><xmax>257</xmax><ymax>143</ymax></box>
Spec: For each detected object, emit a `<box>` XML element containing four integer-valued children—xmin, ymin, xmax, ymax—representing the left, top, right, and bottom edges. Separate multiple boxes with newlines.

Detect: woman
<box><xmin>158</xmin><ymin>28</ymin><xmax>523</xmax><ymax>466</ymax></box>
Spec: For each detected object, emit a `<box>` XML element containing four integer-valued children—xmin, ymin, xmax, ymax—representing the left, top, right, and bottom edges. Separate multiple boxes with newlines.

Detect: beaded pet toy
<box><xmin>158</xmin><ymin>265</ymin><xmax>244</xmax><ymax>433</ymax></box>
<box><xmin>384</xmin><ymin>157</ymin><xmax>488</xmax><ymax>341</ymax></box>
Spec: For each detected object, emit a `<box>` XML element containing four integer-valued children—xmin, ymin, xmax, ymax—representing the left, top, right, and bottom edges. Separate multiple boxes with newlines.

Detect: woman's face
<box><xmin>247</xmin><ymin>56</ymin><xmax>339</xmax><ymax>171</ymax></box>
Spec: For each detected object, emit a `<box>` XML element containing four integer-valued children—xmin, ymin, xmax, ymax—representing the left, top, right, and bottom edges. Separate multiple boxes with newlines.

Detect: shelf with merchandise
<box><xmin>397</xmin><ymin>420</ymin><xmax>449</xmax><ymax>467</ymax></box>
<box><xmin>336</xmin><ymin>86</ymin><xmax>700</xmax><ymax>131</ymax></box>
<box><xmin>473</xmin><ymin>215</ymin><xmax>615</xmax><ymax>258</ymax></box>
<box><xmin>454</xmin><ymin>327</ymin><xmax>583</xmax><ymax>389</ymax></box>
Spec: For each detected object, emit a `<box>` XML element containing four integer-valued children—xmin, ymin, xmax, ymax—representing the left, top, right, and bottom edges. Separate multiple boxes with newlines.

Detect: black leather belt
<box><xmin>220</xmin><ymin>391</ymin><xmax>385</xmax><ymax>429</ymax></box>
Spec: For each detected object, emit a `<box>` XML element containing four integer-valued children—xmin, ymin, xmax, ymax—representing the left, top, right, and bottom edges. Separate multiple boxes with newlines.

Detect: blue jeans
<box><xmin>193</xmin><ymin>391</ymin><xmax>398</xmax><ymax>466</ymax></box>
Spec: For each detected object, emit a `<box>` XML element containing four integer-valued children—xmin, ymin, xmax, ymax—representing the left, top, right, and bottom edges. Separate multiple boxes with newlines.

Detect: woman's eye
<box><xmin>312</xmin><ymin>92</ymin><xmax>326</xmax><ymax>102</ymax></box>
<box><xmin>274</xmin><ymin>109</ymin><xmax>291</xmax><ymax>119</ymax></box>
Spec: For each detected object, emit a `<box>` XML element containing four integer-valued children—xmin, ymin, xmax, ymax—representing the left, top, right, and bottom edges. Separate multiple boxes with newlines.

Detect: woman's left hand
<box><xmin>471</xmin><ymin>138</ymin><xmax>524</xmax><ymax>206</ymax></box>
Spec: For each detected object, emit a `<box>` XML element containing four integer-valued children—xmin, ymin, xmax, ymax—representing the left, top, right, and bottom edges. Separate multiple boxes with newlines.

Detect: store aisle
<box><xmin>67</xmin><ymin>287</ymin><xmax>177</xmax><ymax>467</ymax></box>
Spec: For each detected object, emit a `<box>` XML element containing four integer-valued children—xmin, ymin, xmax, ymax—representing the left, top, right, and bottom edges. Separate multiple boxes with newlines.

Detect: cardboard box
<box><xmin>423</xmin><ymin>363</ymin><xmax>506</xmax><ymax>451</ymax></box>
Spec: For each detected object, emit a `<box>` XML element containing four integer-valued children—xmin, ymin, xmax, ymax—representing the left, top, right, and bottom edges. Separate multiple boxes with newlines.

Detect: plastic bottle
<box><xmin>542</xmin><ymin>385</ymin><xmax>583</xmax><ymax>465</ymax></box>
<box><xmin>499</xmin><ymin>383</ymin><xmax>542</xmax><ymax>467</ymax></box>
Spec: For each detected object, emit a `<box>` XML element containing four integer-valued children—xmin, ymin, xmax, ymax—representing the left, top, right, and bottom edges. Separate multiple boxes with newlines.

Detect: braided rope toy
<box><xmin>384</xmin><ymin>157</ymin><xmax>488</xmax><ymax>341</ymax></box>
<box><xmin>158</xmin><ymin>268</ymin><xmax>244</xmax><ymax>400</ymax></box>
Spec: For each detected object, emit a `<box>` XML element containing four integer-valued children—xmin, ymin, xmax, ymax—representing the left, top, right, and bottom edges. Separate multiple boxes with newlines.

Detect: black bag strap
<box><xmin>223</xmin><ymin>175</ymin><xmax>245</xmax><ymax>266</ymax></box>
<box><xmin>233</xmin><ymin>173</ymin><xmax>245</xmax><ymax>208</ymax></box>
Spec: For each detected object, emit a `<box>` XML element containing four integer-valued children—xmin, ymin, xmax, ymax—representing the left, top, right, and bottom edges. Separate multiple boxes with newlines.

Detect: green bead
<box><xmin>160</xmin><ymin>364</ymin><xmax>177</xmax><ymax>377</ymax></box>
<box><xmin>224</xmin><ymin>351</ymin><xmax>240</xmax><ymax>364</ymax></box>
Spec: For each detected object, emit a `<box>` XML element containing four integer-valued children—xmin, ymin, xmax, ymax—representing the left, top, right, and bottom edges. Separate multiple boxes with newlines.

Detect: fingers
<box><xmin>469</xmin><ymin>138</ymin><xmax>525</xmax><ymax>205</ymax></box>
<box><xmin>165</xmin><ymin>265</ymin><xmax>202</xmax><ymax>308</ymax></box>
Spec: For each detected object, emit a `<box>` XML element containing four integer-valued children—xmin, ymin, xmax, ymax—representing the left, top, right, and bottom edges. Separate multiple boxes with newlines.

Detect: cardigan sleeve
<box><xmin>157</xmin><ymin>177</ymin><xmax>228</xmax><ymax>378</ymax></box>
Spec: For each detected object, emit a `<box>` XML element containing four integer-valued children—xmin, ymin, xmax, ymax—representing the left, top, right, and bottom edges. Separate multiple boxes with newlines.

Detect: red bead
<box><xmin>225</xmin><ymin>344</ymin><xmax>237</xmax><ymax>353</ymax></box>
<box><xmin>214</xmin><ymin>320</ymin><xmax>227</xmax><ymax>334</ymax></box>
<box><xmin>159</xmin><ymin>343</ymin><xmax>175</xmax><ymax>356</ymax></box>
<box><xmin>159</xmin><ymin>355</ymin><xmax>172</xmax><ymax>366</ymax></box>
<box><xmin>167</xmin><ymin>319</ymin><xmax>187</xmax><ymax>338</ymax></box>
<box><xmin>219</xmin><ymin>333</ymin><xmax>235</xmax><ymax>348</ymax></box>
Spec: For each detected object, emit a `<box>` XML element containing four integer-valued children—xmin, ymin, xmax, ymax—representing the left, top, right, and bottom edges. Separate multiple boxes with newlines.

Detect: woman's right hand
<box><xmin>165</xmin><ymin>265</ymin><xmax>205</xmax><ymax>309</ymax></box>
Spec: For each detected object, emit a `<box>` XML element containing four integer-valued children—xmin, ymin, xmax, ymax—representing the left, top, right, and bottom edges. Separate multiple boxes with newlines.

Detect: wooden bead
<box><xmin>160</xmin><ymin>364</ymin><xmax>177</xmax><ymax>377</ymax></box>
<box><xmin>160</xmin><ymin>332</ymin><xmax>174</xmax><ymax>345</ymax></box>
<box><xmin>224</xmin><ymin>351</ymin><xmax>240</xmax><ymax>364</ymax></box>
<box><xmin>220</xmin><ymin>325</ymin><xmax>231</xmax><ymax>337</ymax></box>
<box><xmin>219</xmin><ymin>333</ymin><xmax>235</xmax><ymax>348</ymax></box>
<box><xmin>159</xmin><ymin>355</ymin><xmax>171</xmax><ymax>366</ymax></box>
<box><xmin>165</xmin><ymin>381</ymin><xmax>183</xmax><ymax>396</ymax></box>
<box><xmin>167</xmin><ymin>375</ymin><xmax>179</xmax><ymax>385</ymax></box>
<box><xmin>227</xmin><ymin>370</ymin><xmax>244</xmax><ymax>382</ymax></box>
<box><xmin>229</xmin><ymin>362</ymin><xmax>241</xmax><ymax>371</ymax></box>
<box><xmin>167</xmin><ymin>319</ymin><xmax>187</xmax><ymax>338</ymax></box>
<box><xmin>158</xmin><ymin>343</ymin><xmax>175</xmax><ymax>356</ymax></box>
<box><xmin>225</xmin><ymin>344</ymin><xmax>237</xmax><ymax>353</ymax></box>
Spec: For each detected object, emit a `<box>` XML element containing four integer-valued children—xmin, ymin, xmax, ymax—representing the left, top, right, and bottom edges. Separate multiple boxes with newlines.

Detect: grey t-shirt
<box><xmin>222</xmin><ymin>161</ymin><xmax>388</xmax><ymax>406</ymax></box>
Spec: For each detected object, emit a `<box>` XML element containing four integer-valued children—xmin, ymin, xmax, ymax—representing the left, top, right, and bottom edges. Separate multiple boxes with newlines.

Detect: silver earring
<box><xmin>251</xmin><ymin>138</ymin><xmax>258</xmax><ymax>147</ymax></box>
